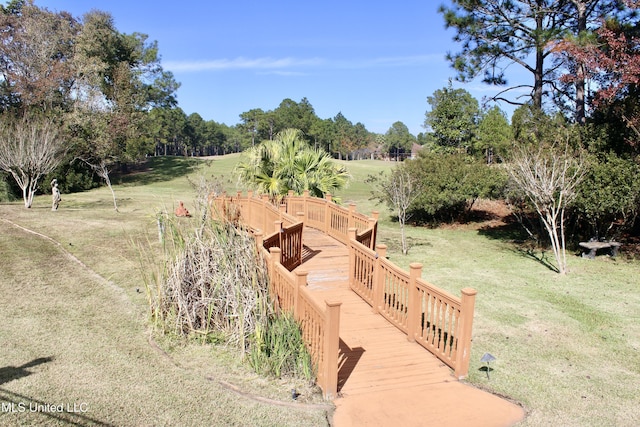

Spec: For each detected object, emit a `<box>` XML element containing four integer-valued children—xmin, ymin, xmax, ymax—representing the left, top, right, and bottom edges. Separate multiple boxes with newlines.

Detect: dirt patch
<box><xmin>439</xmin><ymin>199</ymin><xmax>515</xmax><ymax>231</ymax></box>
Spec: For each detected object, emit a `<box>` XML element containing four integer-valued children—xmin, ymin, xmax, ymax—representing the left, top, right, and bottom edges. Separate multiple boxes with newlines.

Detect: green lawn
<box><xmin>1</xmin><ymin>154</ymin><xmax>638</xmax><ymax>426</ymax></box>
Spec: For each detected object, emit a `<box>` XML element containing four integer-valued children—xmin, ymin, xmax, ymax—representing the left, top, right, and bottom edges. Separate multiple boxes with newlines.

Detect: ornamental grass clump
<box><xmin>150</xmin><ymin>215</ymin><xmax>272</xmax><ymax>353</ymax></box>
<box><xmin>145</xmin><ymin>197</ymin><xmax>316</xmax><ymax>382</ymax></box>
<box><xmin>249</xmin><ymin>312</ymin><xmax>316</xmax><ymax>382</ymax></box>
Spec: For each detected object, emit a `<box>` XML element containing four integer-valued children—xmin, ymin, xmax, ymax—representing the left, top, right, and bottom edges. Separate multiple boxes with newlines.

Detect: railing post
<box><xmin>261</xmin><ymin>194</ymin><xmax>269</xmax><ymax>231</ymax></box>
<box><xmin>247</xmin><ymin>191</ymin><xmax>254</xmax><ymax>228</ymax></box>
<box><xmin>347</xmin><ymin>228</ymin><xmax>357</xmax><ymax>289</ymax></box>
<box><xmin>407</xmin><ymin>263</ymin><xmax>422</xmax><ymax>343</ymax></box>
<box><xmin>372</xmin><ymin>244</ymin><xmax>387</xmax><ymax>314</ymax></box>
<box><xmin>268</xmin><ymin>247</ymin><xmax>282</xmax><ymax>288</ymax></box>
<box><xmin>254</xmin><ymin>230</ymin><xmax>263</xmax><ymax>250</ymax></box>
<box><xmin>274</xmin><ymin>220</ymin><xmax>283</xmax><ymax>247</ymax></box>
<box><xmin>303</xmin><ymin>190</ymin><xmax>309</xmax><ymax>221</ymax></box>
<box><xmin>323</xmin><ymin>300</ymin><xmax>342</xmax><ymax>400</ymax></box>
<box><xmin>324</xmin><ymin>193</ymin><xmax>332</xmax><ymax>234</ymax></box>
<box><xmin>286</xmin><ymin>189</ymin><xmax>294</xmax><ymax>215</ymax></box>
<box><xmin>369</xmin><ymin>211</ymin><xmax>380</xmax><ymax>249</ymax></box>
<box><xmin>454</xmin><ymin>287</ymin><xmax>477</xmax><ymax>379</ymax></box>
<box><xmin>294</xmin><ymin>270</ymin><xmax>308</xmax><ymax>319</ymax></box>
<box><xmin>348</xmin><ymin>203</ymin><xmax>356</xmax><ymax>231</ymax></box>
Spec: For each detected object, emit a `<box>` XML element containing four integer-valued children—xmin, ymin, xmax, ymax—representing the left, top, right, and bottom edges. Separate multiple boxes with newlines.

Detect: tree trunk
<box><xmin>97</xmin><ymin>166</ymin><xmax>118</xmax><ymax>212</ymax></box>
<box><xmin>574</xmin><ymin>1</ymin><xmax>587</xmax><ymax>125</ymax></box>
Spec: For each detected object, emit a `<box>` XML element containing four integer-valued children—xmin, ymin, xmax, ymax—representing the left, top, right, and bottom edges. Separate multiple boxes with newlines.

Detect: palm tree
<box><xmin>235</xmin><ymin>128</ymin><xmax>350</xmax><ymax>199</ymax></box>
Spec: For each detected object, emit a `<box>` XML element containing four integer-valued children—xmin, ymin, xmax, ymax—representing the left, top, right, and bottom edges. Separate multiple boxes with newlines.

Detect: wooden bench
<box><xmin>579</xmin><ymin>241</ymin><xmax>621</xmax><ymax>259</ymax></box>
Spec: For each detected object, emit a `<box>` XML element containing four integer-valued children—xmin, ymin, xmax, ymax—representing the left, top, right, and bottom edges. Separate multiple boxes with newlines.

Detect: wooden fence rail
<box><xmin>347</xmin><ymin>228</ymin><xmax>477</xmax><ymax>378</ymax></box>
<box><xmin>259</xmin><ymin>245</ymin><xmax>341</xmax><ymax>399</ymax></box>
<box><xmin>211</xmin><ymin>192</ymin><xmax>344</xmax><ymax>399</ymax></box>
<box><xmin>211</xmin><ymin>191</ymin><xmax>477</xmax><ymax>393</ymax></box>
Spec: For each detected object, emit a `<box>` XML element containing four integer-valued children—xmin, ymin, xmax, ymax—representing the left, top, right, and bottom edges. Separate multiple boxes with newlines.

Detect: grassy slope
<box><xmin>1</xmin><ymin>154</ymin><xmax>639</xmax><ymax>426</ymax></box>
<box><xmin>334</xmin><ymin>159</ymin><xmax>640</xmax><ymax>427</ymax></box>
<box><xmin>0</xmin><ymin>154</ymin><xmax>329</xmax><ymax>426</ymax></box>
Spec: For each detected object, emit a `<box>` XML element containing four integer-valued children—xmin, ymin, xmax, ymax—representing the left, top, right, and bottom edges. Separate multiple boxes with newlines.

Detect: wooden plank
<box><xmin>293</xmin><ymin>226</ymin><xmax>524</xmax><ymax>426</ymax></box>
<box><xmin>294</xmin><ymin>228</ymin><xmax>452</xmax><ymax>397</ymax></box>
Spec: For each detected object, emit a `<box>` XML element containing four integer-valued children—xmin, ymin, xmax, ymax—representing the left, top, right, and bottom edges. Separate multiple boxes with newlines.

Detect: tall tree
<box><xmin>0</xmin><ymin>114</ymin><xmax>66</xmax><ymax>208</ymax></box>
<box><xmin>0</xmin><ymin>1</ymin><xmax>79</xmax><ymax>113</ymax></box>
<box><xmin>441</xmin><ymin>0</ymin><xmax>632</xmax><ymax>120</ymax></box>
<box><xmin>70</xmin><ymin>9</ymin><xmax>179</xmax><ymax>209</ymax></box>
<box><xmin>554</xmin><ymin>1</ymin><xmax>640</xmax><ymax>135</ymax></box>
<box><xmin>273</xmin><ymin>98</ymin><xmax>317</xmax><ymax>138</ymax></box>
<box><xmin>475</xmin><ymin>106</ymin><xmax>513</xmax><ymax>162</ymax></box>
<box><xmin>384</xmin><ymin>121</ymin><xmax>415</xmax><ymax>160</ymax></box>
<box><xmin>425</xmin><ymin>81</ymin><xmax>480</xmax><ymax>150</ymax></box>
<box><xmin>440</xmin><ymin>0</ymin><xmax>567</xmax><ymax>109</ymax></box>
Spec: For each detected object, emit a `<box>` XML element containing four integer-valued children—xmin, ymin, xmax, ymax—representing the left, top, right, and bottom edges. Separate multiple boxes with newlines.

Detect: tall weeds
<box><xmin>154</xmin><ymin>216</ymin><xmax>271</xmax><ymax>352</ymax></box>
<box><xmin>141</xmin><ymin>181</ymin><xmax>316</xmax><ymax>382</ymax></box>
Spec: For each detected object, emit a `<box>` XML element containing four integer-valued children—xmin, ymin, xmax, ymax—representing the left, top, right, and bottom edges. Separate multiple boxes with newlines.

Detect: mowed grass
<box><xmin>0</xmin><ymin>154</ymin><xmax>330</xmax><ymax>426</ymax></box>
<box><xmin>1</xmin><ymin>154</ymin><xmax>639</xmax><ymax>426</ymax></box>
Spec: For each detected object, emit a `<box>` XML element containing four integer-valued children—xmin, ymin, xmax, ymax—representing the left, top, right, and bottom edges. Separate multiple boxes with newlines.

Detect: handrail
<box><xmin>210</xmin><ymin>192</ymin><xmax>343</xmax><ymax>399</ymax></box>
<box><xmin>283</xmin><ymin>190</ymin><xmax>378</xmax><ymax>249</ymax></box>
<box><xmin>262</xmin><ymin>222</ymin><xmax>304</xmax><ymax>271</ymax></box>
<box><xmin>347</xmin><ymin>228</ymin><xmax>477</xmax><ymax>379</ymax></box>
<box><xmin>211</xmin><ymin>190</ymin><xmax>476</xmax><ymax>385</ymax></box>
<box><xmin>259</xmin><ymin>245</ymin><xmax>341</xmax><ymax>399</ymax></box>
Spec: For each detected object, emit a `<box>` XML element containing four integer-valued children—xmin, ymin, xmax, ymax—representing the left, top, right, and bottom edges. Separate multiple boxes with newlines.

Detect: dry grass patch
<box><xmin>0</xmin><ymin>193</ymin><xmax>330</xmax><ymax>426</ymax></box>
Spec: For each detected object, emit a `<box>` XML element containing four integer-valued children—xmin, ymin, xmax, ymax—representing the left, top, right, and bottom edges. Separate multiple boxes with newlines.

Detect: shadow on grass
<box><xmin>478</xmin><ymin>365</ymin><xmax>495</xmax><ymax>379</ymax></box>
<box><xmin>476</xmin><ymin>220</ymin><xmax>529</xmax><ymax>243</ymax></box>
<box><xmin>0</xmin><ymin>388</ymin><xmax>115</xmax><ymax>426</ymax></box>
<box><xmin>513</xmin><ymin>247</ymin><xmax>560</xmax><ymax>273</ymax></box>
<box><xmin>0</xmin><ymin>357</ymin><xmax>54</xmax><ymax>386</ymax></box>
<box><xmin>116</xmin><ymin>156</ymin><xmax>206</xmax><ymax>187</ymax></box>
<box><xmin>477</xmin><ymin>222</ymin><xmax>561</xmax><ymax>272</ymax></box>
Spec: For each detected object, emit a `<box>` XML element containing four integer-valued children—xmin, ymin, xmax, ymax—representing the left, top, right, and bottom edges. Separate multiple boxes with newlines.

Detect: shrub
<box><xmin>404</xmin><ymin>152</ymin><xmax>508</xmax><ymax>223</ymax></box>
<box><xmin>145</xmin><ymin>215</ymin><xmax>272</xmax><ymax>352</ymax></box>
<box><xmin>141</xmin><ymin>199</ymin><xmax>315</xmax><ymax>383</ymax></box>
<box><xmin>572</xmin><ymin>153</ymin><xmax>640</xmax><ymax>240</ymax></box>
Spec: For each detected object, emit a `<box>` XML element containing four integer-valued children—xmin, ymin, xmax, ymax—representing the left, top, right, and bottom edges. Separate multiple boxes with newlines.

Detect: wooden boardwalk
<box><xmin>295</xmin><ymin>228</ymin><xmax>525</xmax><ymax>427</ymax></box>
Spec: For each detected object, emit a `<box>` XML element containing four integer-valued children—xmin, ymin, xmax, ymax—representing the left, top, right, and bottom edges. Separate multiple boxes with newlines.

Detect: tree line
<box><xmin>1</xmin><ymin>0</ymin><xmax>640</xmax><ymax>273</ymax></box>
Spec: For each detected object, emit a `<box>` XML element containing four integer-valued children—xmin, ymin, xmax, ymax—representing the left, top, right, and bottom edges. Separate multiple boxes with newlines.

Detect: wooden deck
<box><xmin>295</xmin><ymin>228</ymin><xmax>525</xmax><ymax>427</ymax></box>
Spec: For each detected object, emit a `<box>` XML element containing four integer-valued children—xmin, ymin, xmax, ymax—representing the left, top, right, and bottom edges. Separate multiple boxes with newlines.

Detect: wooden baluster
<box><xmin>348</xmin><ymin>203</ymin><xmax>356</xmax><ymax>232</ymax></box>
<box><xmin>348</xmin><ymin>228</ymin><xmax>357</xmax><ymax>290</ymax></box>
<box><xmin>303</xmin><ymin>189</ymin><xmax>309</xmax><ymax>221</ymax></box>
<box><xmin>324</xmin><ymin>193</ymin><xmax>332</xmax><ymax>234</ymax></box>
<box><xmin>294</xmin><ymin>270</ymin><xmax>308</xmax><ymax>320</ymax></box>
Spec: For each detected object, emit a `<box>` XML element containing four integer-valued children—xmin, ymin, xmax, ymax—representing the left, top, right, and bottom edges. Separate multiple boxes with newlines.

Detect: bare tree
<box><xmin>508</xmin><ymin>144</ymin><xmax>585</xmax><ymax>274</ymax></box>
<box><xmin>0</xmin><ymin>115</ymin><xmax>66</xmax><ymax>208</ymax></box>
<box><xmin>368</xmin><ymin>165</ymin><xmax>423</xmax><ymax>255</ymax></box>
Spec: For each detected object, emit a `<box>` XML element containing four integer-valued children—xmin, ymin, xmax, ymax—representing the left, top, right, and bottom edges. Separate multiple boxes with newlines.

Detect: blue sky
<box><xmin>36</xmin><ymin>0</ymin><xmax>521</xmax><ymax>135</ymax></box>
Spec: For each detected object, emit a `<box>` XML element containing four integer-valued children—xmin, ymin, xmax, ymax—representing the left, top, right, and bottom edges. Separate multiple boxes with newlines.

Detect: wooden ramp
<box><xmin>295</xmin><ymin>228</ymin><xmax>525</xmax><ymax>427</ymax></box>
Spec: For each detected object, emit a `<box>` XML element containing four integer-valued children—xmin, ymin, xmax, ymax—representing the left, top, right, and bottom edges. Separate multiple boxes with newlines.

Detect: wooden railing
<box><xmin>347</xmin><ymin>229</ymin><xmax>477</xmax><ymax>378</ymax></box>
<box><xmin>210</xmin><ymin>191</ymin><xmax>344</xmax><ymax>399</ymax></box>
<box><xmin>260</xmin><ymin>245</ymin><xmax>341</xmax><ymax>399</ymax></box>
<box><xmin>211</xmin><ymin>190</ymin><xmax>477</xmax><ymax>389</ymax></box>
<box><xmin>283</xmin><ymin>190</ymin><xmax>378</xmax><ymax>249</ymax></box>
<box><xmin>262</xmin><ymin>222</ymin><xmax>304</xmax><ymax>271</ymax></box>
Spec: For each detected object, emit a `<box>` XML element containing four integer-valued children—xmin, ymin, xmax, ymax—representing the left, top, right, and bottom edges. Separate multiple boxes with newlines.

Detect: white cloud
<box><xmin>164</xmin><ymin>57</ymin><xmax>324</xmax><ymax>72</ymax></box>
<box><xmin>165</xmin><ymin>54</ymin><xmax>444</xmax><ymax>73</ymax></box>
